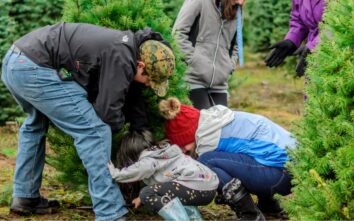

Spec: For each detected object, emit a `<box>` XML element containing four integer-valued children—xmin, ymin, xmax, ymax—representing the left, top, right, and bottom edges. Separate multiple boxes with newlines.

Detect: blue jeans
<box><xmin>1</xmin><ymin>47</ymin><xmax>127</xmax><ymax>221</ymax></box>
<box><xmin>198</xmin><ymin>151</ymin><xmax>292</xmax><ymax>198</ymax></box>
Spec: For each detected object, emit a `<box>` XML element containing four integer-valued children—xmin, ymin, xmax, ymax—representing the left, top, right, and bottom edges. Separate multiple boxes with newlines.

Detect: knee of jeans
<box><xmin>78</xmin><ymin>124</ymin><xmax>112</xmax><ymax>165</ymax></box>
<box><xmin>271</xmin><ymin>173</ymin><xmax>292</xmax><ymax>196</ymax></box>
<box><xmin>198</xmin><ymin>152</ymin><xmax>215</xmax><ymax>166</ymax></box>
<box><xmin>98</xmin><ymin>123</ymin><xmax>111</xmax><ymax>140</ymax></box>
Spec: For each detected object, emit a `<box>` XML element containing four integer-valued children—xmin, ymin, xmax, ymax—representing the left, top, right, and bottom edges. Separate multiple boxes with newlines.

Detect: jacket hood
<box><xmin>134</xmin><ymin>28</ymin><xmax>172</xmax><ymax>55</ymax></box>
<box><xmin>139</xmin><ymin>143</ymin><xmax>181</xmax><ymax>160</ymax></box>
<box><xmin>196</xmin><ymin>105</ymin><xmax>234</xmax><ymax>155</ymax></box>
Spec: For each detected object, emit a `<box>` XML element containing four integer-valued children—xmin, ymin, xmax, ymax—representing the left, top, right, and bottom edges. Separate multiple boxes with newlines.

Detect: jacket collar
<box><xmin>195</xmin><ymin>105</ymin><xmax>234</xmax><ymax>156</ymax></box>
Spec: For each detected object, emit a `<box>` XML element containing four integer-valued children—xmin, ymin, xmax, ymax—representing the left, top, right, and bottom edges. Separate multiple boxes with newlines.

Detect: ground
<box><xmin>0</xmin><ymin>53</ymin><xmax>304</xmax><ymax>220</ymax></box>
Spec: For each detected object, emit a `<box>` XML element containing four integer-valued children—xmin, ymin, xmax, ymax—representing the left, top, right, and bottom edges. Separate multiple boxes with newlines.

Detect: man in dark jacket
<box><xmin>1</xmin><ymin>22</ymin><xmax>175</xmax><ymax>221</ymax></box>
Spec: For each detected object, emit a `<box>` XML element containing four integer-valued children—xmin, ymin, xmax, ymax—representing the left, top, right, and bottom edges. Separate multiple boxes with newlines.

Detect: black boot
<box><xmin>214</xmin><ymin>192</ymin><xmax>227</xmax><ymax>205</ymax></box>
<box><xmin>10</xmin><ymin>197</ymin><xmax>60</xmax><ymax>215</ymax></box>
<box><xmin>258</xmin><ymin>197</ymin><xmax>288</xmax><ymax>219</ymax></box>
<box><xmin>222</xmin><ymin>178</ymin><xmax>265</xmax><ymax>221</ymax></box>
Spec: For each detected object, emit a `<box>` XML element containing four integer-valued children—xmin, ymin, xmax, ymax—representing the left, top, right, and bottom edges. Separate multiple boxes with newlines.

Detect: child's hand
<box><xmin>132</xmin><ymin>197</ymin><xmax>142</xmax><ymax>208</ymax></box>
<box><xmin>107</xmin><ymin>161</ymin><xmax>115</xmax><ymax>176</ymax></box>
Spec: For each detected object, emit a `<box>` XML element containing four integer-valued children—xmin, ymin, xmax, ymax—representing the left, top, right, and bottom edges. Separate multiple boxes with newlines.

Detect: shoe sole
<box><xmin>10</xmin><ymin>206</ymin><xmax>60</xmax><ymax>216</ymax></box>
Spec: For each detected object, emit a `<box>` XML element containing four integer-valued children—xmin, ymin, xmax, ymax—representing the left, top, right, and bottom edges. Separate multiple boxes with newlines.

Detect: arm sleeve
<box><xmin>306</xmin><ymin>32</ymin><xmax>320</xmax><ymax>50</ymax></box>
<box><xmin>93</xmin><ymin>43</ymin><xmax>136</xmax><ymax>133</ymax></box>
<box><xmin>230</xmin><ymin>33</ymin><xmax>238</xmax><ymax>70</ymax></box>
<box><xmin>123</xmin><ymin>81</ymin><xmax>150</xmax><ymax>131</ymax></box>
<box><xmin>284</xmin><ymin>0</ymin><xmax>309</xmax><ymax>48</ymax></box>
<box><xmin>172</xmin><ymin>0</ymin><xmax>202</xmax><ymax>63</ymax></box>
<box><xmin>108</xmin><ymin>157</ymin><xmax>159</xmax><ymax>183</ymax></box>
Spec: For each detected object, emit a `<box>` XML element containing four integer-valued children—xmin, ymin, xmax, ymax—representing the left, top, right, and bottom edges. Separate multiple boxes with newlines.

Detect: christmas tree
<box><xmin>162</xmin><ymin>0</ymin><xmax>184</xmax><ymax>21</ymax></box>
<box><xmin>243</xmin><ymin>0</ymin><xmax>291</xmax><ymax>52</ymax></box>
<box><xmin>281</xmin><ymin>0</ymin><xmax>354</xmax><ymax>219</ymax></box>
<box><xmin>47</xmin><ymin>0</ymin><xmax>189</xmax><ymax>196</ymax></box>
<box><xmin>0</xmin><ymin>0</ymin><xmax>63</xmax><ymax>124</ymax></box>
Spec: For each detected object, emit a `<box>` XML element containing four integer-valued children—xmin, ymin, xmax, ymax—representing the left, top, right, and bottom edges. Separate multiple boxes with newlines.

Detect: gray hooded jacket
<box><xmin>108</xmin><ymin>144</ymin><xmax>219</xmax><ymax>191</ymax></box>
<box><xmin>173</xmin><ymin>0</ymin><xmax>238</xmax><ymax>90</ymax></box>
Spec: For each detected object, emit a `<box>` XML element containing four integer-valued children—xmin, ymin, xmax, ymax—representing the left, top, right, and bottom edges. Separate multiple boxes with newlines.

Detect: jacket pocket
<box><xmin>212</xmin><ymin>49</ymin><xmax>234</xmax><ymax>87</ymax></box>
<box><xmin>188</xmin><ymin>43</ymin><xmax>215</xmax><ymax>85</ymax></box>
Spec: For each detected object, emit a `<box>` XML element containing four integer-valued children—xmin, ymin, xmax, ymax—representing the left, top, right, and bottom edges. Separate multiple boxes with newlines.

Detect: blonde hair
<box><xmin>158</xmin><ymin>97</ymin><xmax>182</xmax><ymax>120</ymax></box>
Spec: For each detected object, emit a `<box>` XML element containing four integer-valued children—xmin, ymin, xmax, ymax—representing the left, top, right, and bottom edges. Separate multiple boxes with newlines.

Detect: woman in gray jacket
<box><xmin>108</xmin><ymin>130</ymin><xmax>219</xmax><ymax>220</ymax></box>
<box><xmin>173</xmin><ymin>0</ymin><xmax>244</xmax><ymax>109</ymax></box>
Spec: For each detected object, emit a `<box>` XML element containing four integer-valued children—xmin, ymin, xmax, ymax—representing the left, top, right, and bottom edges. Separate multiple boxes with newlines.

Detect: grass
<box><xmin>0</xmin><ymin>54</ymin><xmax>304</xmax><ymax>220</ymax></box>
<box><xmin>228</xmin><ymin>53</ymin><xmax>304</xmax><ymax>129</ymax></box>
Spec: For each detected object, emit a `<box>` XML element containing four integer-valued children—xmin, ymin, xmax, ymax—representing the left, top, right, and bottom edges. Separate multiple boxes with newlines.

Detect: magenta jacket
<box><xmin>285</xmin><ymin>0</ymin><xmax>325</xmax><ymax>50</ymax></box>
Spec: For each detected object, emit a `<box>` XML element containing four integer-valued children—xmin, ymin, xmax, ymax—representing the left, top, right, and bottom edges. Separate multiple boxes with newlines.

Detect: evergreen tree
<box><xmin>271</xmin><ymin>0</ymin><xmax>291</xmax><ymax>45</ymax></box>
<box><xmin>162</xmin><ymin>0</ymin><xmax>184</xmax><ymax>21</ymax></box>
<box><xmin>0</xmin><ymin>0</ymin><xmax>63</xmax><ymax>124</ymax></box>
<box><xmin>0</xmin><ymin>0</ymin><xmax>20</xmax><ymax>125</ymax></box>
<box><xmin>281</xmin><ymin>0</ymin><xmax>354</xmax><ymax>219</ymax></box>
<box><xmin>243</xmin><ymin>0</ymin><xmax>274</xmax><ymax>52</ymax></box>
<box><xmin>47</xmin><ymin>0</ymin><xmax>189</xmax><ymax>194</ymax></box>
<box><xmin>243</xmin><ymin>0</ymin><xmax>291</xmax><ymax>52</ymax></box>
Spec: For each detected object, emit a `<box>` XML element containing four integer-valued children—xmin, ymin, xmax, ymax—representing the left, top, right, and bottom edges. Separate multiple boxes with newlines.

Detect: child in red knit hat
<box><xmin>159</xmin><ymin>97</ymin><xmax>298</xmax><ymax>220</ymax></box>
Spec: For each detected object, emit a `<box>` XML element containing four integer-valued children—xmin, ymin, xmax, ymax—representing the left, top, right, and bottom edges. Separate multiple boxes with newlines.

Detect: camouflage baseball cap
<box><xmin>140</xmin><ymin>40</ymin><xmax>175</xmax><ymax>97</ymax></box>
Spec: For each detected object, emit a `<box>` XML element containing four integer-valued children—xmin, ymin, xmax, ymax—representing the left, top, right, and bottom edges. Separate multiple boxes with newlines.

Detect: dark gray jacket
<box><xmin>173</xmin><ymin>0</ymin><xmax>238</xmax><ymax>90</ymax></box>
<box><xmin>15</xmin><ymin>23</ymin><xmax>166</xmax><ymax>132</ymax></box>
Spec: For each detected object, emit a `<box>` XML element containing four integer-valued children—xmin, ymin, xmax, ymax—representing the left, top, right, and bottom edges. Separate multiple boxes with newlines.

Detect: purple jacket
<box><xmin>285</xmin><ymin>0</ymin><xmax>325</xmax><ymax>50</ymax></box>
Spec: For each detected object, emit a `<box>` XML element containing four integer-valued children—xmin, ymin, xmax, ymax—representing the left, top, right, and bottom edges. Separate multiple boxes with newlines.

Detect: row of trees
<box><xmin>243</xmin><ymin>0</ymin><xmax>292</xmax><ymax>52</ymax></box>
<box><xmin>0</xmin><ymin>0</ymin><xmax>352</xmax><ymax>220</ymax></box>
<box><xmin>0</xmin><ymin>0</ymin><xmax>63</xmax><ymax>124</ymax></box>
<box><xmin>0</xmin><ymin>0</ymin><xmax>292</xmax><ymax>124</ymax></box>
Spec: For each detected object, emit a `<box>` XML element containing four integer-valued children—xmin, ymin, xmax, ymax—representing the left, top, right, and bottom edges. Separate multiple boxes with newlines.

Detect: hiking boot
<box><xmin>10</xmin><ymin>197</ymin><xmax>60</xmax><ymax>215</ymax></box>
<box><xmin>214</xmin><ymin>193</ymin><xmax>227</xmax><ymax>205</ymax></box>
<box><xmin>222</xmin><ymin>178</ymin><xmax>265</xmax><ymax>221</ymax></box>
<box><xmin>258</xmin><ymin>197</ymin><xmax>288</xmax><ymax>219</ymax></box>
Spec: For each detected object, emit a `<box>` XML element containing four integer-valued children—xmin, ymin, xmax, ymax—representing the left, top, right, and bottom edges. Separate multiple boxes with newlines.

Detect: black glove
<box><xmin>265</xmin><ymin>39</ymin><xmax>297</xmax><ymax>67</ymax></box>
<box><xmin>295</xmin><ymin>46</ymin><xmax>310</xmax><ymax>77</ymax></box>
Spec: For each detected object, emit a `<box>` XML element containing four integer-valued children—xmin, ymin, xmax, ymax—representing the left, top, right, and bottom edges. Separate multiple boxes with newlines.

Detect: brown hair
<box><xmin>115</xmin><ymin>130</ymin><xmax>168</xmax><ymax>169</ymax></box>
<box><xmin>221</xmin><ymin>0</ymin><xmax>237</xmax><ymax>20</ymax></box>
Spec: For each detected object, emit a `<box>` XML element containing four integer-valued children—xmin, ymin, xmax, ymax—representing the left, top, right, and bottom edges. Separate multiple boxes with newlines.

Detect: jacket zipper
<box><xmin>210</xmin><ymin>19</ymin><xmax>224</xmax><ymax>88</ymax></box>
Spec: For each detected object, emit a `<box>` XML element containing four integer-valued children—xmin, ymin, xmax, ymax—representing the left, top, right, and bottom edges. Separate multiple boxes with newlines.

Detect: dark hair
<box><xmin>115</xmin><ymin>130</ymin><xmax>164</xmax><ymax>169</ymax></box>
<box><xmin>221</xmin><ymin>0</ymin><xmax>237</xmax><ymax>20</ymax></box>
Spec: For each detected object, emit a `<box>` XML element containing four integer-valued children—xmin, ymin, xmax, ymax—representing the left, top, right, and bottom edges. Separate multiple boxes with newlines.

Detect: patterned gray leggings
<box><xmin>139</xmin><ymin>182</ymin><xmax>216</xmax><ymax>212</ymax></box>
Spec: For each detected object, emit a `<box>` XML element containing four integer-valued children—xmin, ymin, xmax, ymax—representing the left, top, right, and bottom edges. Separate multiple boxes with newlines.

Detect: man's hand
<box><xmin>132</xmin><ymin>197</ymin><xmax>142</xmax><ymax>209</ymax></box>
<box><xmin>265</xmin><ymin>40</ymin><xmax>297</xmax><ymax>67</ymax></box>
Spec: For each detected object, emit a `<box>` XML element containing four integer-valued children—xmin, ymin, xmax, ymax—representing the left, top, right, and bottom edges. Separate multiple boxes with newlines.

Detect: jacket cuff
<box><xmin>285</xmin><ymin>32</ymin><xmax>303</xmax><ymax>48</ymax></box>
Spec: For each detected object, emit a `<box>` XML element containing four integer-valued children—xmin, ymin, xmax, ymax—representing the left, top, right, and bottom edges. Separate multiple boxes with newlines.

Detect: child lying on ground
<box><xmin>107</xmin><ymin>130</ymin><xmax>219</xmax><ymax>220</ymax></box>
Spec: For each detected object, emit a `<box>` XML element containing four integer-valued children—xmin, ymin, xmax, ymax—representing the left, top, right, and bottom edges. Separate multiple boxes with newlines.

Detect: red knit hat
<box><xmin>159</xmin><ymin>97</ymin><xmax>200</xmax><ymax>147</ymax></box>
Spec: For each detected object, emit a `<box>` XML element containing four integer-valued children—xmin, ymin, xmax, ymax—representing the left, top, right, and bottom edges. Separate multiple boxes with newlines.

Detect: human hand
<box><xmin>265</xmin><ymin>39</ymin><xmax>297</xmax><ymax>67</ymax></box>
<box><xmin>295</xmin><ymin>46</ymin><xmax>310</xmax><ymax>77</ymax></box>
<box><xmin>107</xmin><ymin>161</ymin><xmax>115</xmax><ymax>176</ymax></box>
<box><xmin>237</xmin><ymin>0</ymin><xmax>245</xmax><ymax>5</ymax></box>
<box><xmin>132</xmin><ymin>197</ymin><xmax>142</xmax><ymax>208</ymax></box>
<box><xmin>232</xmin><ymin>0</ymin><xmax>244</xmax><ymax>6</ymax></box>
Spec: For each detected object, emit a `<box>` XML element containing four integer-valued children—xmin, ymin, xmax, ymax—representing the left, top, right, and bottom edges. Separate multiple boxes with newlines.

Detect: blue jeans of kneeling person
<box><xmin>1</xmin><ymin>48</ymin><xmax>128</xmax><ymax>221</ymax></box>
<box><xmin>198</xmin><ymin>152</ymin><xmax>292</xmax><ymax>198</ymax></box>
